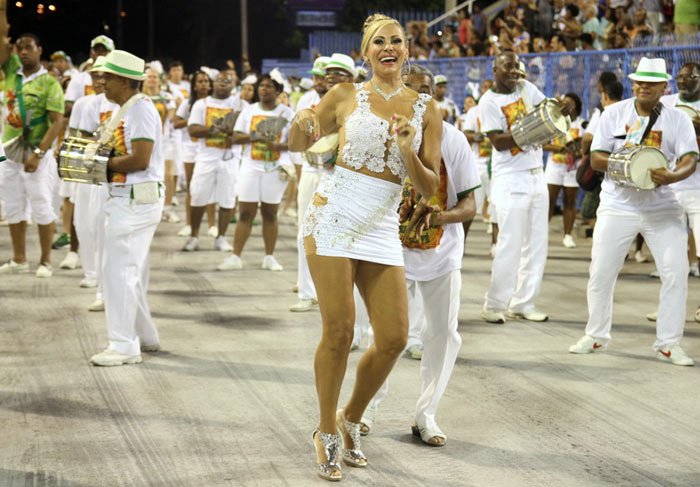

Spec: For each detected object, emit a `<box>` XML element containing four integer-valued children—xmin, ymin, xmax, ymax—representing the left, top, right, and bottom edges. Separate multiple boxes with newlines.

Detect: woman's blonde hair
<box><xmin>360</xmin><ymin>14</ymin><xmax>406</xmax><ymax>57</ymax></box>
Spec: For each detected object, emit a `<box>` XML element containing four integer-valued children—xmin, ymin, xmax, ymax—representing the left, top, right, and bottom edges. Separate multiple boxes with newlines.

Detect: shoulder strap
<box><xmin>517</xmin><ymin>80</ymin><xmax>533</xmax><ymax>112</ymax></box>
<box><xmin>98</xmin><ymin>93</ymin><xmax>147</xmax><ymax>145</ymax></box>
<box><xmin>16</xmin><ymin>76</ymin><xmax>26</xmax><ymax>127</ymax></box>
<box><xmin>641</xmin><ymin>102</ymin><xmax>662</xmax><ymax>144</ymax></box>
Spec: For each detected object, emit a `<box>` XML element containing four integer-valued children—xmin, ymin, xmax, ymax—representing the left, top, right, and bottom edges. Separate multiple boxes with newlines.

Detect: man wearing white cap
<box><xmin>89</xmin><ymin>50</ymin><xmax>164</xmax><ymax>366</ymax></box>
<box><xmin>289</xmin><ymin>56</ymin><xmax>329</xmax><ymax>311</ymax></box>
<box><xmin>434</xmin><ymin>75</ymin><xmax>460</xmax><ymax>124</ymax></box>
<box><xmin>569</xmin><ymin>57</ymin><xmax>698</xmax><ymax>366</ymax></box>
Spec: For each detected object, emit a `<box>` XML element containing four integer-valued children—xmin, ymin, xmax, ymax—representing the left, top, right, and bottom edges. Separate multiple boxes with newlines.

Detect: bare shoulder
<box><xmin>325</xmin><ymin>82</ymin><xmax>357</xmax><ymax>103</ymax></box>
<box><xmin>423</xmin><ymin>98</ymin><xmax>442</xmax><ymax>122</ymax></box>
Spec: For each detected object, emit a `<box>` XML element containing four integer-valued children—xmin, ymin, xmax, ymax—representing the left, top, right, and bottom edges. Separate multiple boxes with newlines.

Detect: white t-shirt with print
<box><xmin>64</xmin><ymin>71</ymin><xmax>94</xmax><ymax>103</ymax></box>
<box><xmin>99</xmin><ymin>96</ymin><xmax>164</xmax><ymax>186</ymax></box>
<box><xmin>403</xmin><ymin>122</ymin><xmax>482</xmax><ymax>282</ymax></box>
<box><xmin>80</xmin><ymin>93</ymin><xmax>115</xmax><ymax>134</ymax></box>
<box><xmin>479</xmin><ymin>80</ymin><xmax>546</xmax><ymax>177</ymax></box>
<box><xmin>292</xmin><ymin>89</ymin><xmax>323</xmax><ymax>170</ymax></box>
<box><xmin>661</xmin><ymin>93</ymin><xmax>700</xmax><ymax>192</ymax></box>
<box><xmin>591</xmin><ymin>97</ymin><xmax>698</xmax><ymax>212</ymax></box>
<box><xmin>437</xmin><ymin>96</ymin><xmax>461</xmax><ymax>125</ymax></box>
<box><xmin>68</xmin><ymin>94</ymin><xmax>91</xmax><ymax>134</ymax></box>
<box><xmin>189</xmin><ymin>95</ymin><xmax>248</xmax><ymax>164</ymax></box>
<box><xmin>461</xmin><ymin>105</ymin><xmax>492</xmax><ymax>172</ymax></box>
<box><xmin>585</xmin><ymin>108</ymin><xmax>602</xmax><ymax>136</ymax></box>
<box><xmin>176</xmin><ymin>99</ymin><xmax>198</xmax><ymax>157</ymax></box>
<box><xmin>234</xmin><ymin>102</ymin><xmax>293</xmax><ymax>172</ymax></box>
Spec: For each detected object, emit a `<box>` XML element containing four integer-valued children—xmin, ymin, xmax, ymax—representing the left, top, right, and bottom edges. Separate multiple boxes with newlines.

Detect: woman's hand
<box><xmin>393</xmin><ymin>114</ymin><xmax>417</xmax><ymax>155</ymax></box>
<box><xmin>293</xmin><ymin>109</ymin><xmax>320</xmax><ymax>142</ymax></box>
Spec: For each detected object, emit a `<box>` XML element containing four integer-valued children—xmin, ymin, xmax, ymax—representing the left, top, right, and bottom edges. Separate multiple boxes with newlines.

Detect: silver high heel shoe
<box><xmin>313</xmin><ymin>429</ymin><xmax>343</xmax><ymax>481</ymax></box>
<box><xmin>336</xmin><ymin>409</ymin><xmax>368</xmax><ymax>468</ymax></box>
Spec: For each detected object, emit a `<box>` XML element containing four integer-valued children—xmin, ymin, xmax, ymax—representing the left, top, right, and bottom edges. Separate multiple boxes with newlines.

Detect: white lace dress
<box><xmin>302</xmin><ymin>84</ymin><xmax>430</xmax><ymax>266</ymax></box>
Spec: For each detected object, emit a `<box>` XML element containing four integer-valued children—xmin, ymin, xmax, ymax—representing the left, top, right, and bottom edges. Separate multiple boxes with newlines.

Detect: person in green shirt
<box><xmin>0</xmin><ymin>0</ymin><xmax>65</xmax><ymax>278</ymax></box>
<box><xmin>674</xmin><ymin>0</ymin><xmax>700</xmax><ymax>39</ymax></box>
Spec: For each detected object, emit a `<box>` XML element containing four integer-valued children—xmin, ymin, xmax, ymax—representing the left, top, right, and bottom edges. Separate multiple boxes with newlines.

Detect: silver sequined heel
<box><xmin>313</xmin><ymin>429</ymin><xmax>343</xmax><ymax>481</ymax></box>
<box><xmin>336</xmin><ymin>409</ymin><xmax>368</xmax><ymax>468</ymax></box>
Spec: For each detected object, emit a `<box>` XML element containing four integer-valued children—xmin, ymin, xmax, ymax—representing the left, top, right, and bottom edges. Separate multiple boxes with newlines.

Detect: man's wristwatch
<box><xmin>33</xmin><ymin>147</ymin><xmax>47</xmax><ymax>158</ymax></box>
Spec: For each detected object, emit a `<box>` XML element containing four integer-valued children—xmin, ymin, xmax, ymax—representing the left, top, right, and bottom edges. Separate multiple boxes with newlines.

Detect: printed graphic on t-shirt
<box><xmin>205</xmin><ymin>106</ymin><xmax>233</xmax><ymax>149</ymax></box>
<box><xmin>4</xmin><ymin>90</ymin><xmax>22</xmax><ymax>129</ymax></box>
<box><xmin>624</xmin><ymin>120</ymin><xmax>662</xmax><ymax>148</ymax></box>
<box><xmin>553</xmin><ymin>127</ymin><xmax>580</xmax><ymax>164</ymax></box>
<box><xmin>99</xmin><ymin>110</ymin><xmax>127</xmax><ymax>183</ymax></box>
<box><xmin>500</xmin><ymin>98</ymin><xmax>527</xmax><ymax>156</ymax></box>
<box><xmin>250</xmin><ymin>115</ymin><xmax>281</xmax><ymax>161</ymax></box>
<box><xmin>476</xmin><ymin>118</ymin><xmax>492</xmax><ymax>158</ymax></box>
<box><xmin>180</xmin><ymin>89</ymin><xmax>189</xmax><ymax>99</ymax></box>
<box><xmin>153</xmin><ymin>100</ymin><xmax>168</xmax><ymax>126</ymax></box>
<box><xmin>399</xmin><ymin>161</ymin><xmax>448</xmax><ymax>249</ymax></box>
<box><xmin>85</xmin><ymin>85</ymin><xmax>95</xmax><ymax>96</ymax></box>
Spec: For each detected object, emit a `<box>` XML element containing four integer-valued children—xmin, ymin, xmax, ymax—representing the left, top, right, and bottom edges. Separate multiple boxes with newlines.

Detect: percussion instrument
<box><xmin>676</xmin><ymin>104</ymin><xmax>700</xmax><ymax>123</ymax></box>
<box><xmin>251</xmin><ymin>116</ymin><xmax>288</xmax><ymax>142</ymax></box>
<box><xmin>511</xmin><ymin>99</ymin><xmax>570</xmax><ymax>149</ymax></box>
<box><xmin>57</xmin><ymin>136</ymin><xmax>114</xmax><ymax>184</ymax></box>
<box><xmin>607</xmin><ymin>145</ymin><xmax>668</xmax><ymax>191</ymax></box>
<box><xmin>303</xmin><ymin>134</ymin><xmax>338</xmax><ymax>169</ymax></box>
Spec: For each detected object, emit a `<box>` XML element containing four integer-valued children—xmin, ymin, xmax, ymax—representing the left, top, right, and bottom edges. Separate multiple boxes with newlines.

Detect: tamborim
<box><xmin>607</xmin><ymin>145</ymin><xmax>668</xmax><ymax>191</ymax></box>
<box><xmin>511</xmin><ymin>99</ymin><xmax>570</xmax><ymax>149</ymax></box>
<box><xmin>57</xmin><ymin>136</ymin><xmax>113</xmax><ymax>185</ymax></box>
<box><xmin>676</xmin><ymin>104</ymin><xmax>700</xmax><ymax>123</ymax></box>
<box><xmin>303</xmin><ymin>134</ymin><xmax>338</xmax><ymax>169</ymax></box>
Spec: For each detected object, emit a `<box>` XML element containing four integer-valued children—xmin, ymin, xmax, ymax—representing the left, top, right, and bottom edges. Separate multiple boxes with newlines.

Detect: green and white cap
<box><xmin>325</xmin><ymin>53</ymin><xmax>356</xmax><ymax>77</ymax></box>
<box><xmin>91</xmin><ymin>35</ymin><xmax>115</xmax><ymax>52</ymax></box>
<box><xmin>435</xmin><ymin>74</ymin><xmax>448</xmax><ymax>85</ymax></box>
<box><xmin>628</xmin><ymin>57</ymin><xmax>671</xmax><ymax>83</ymax></box>
<box><xmin>93</xmin><ymin>50</ymin><xmax>146</xmax><ymax>81</ymax></box>
<box><xmin>308</xmin><ymin>56</ymin><xmax>331</xmax><ymax>76</ymax></box>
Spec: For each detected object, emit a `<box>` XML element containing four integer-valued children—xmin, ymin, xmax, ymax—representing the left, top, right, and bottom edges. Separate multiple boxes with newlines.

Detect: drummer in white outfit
<box><xmin>89</xmin><ymin>50</ymin><xmax>165</xmax><ymax>367</ymax></box>
<box><xmin>290</xmin><ymin>54</ymin><xmax>356</xmax><ymax>312</ymax></box>
<box><xmin>480</xmin><ymin>51</ymin><xmax>564</xmax><ymax>324</ymax></box>
<box><xmin>358</xmin><ymin>65</ymin><xmax>481</xmax><ymax>446</ymax></box>
<box><xmin>569</xmin><ymin>58</ymin><xmax>698</xmax><ymax>366</ymax></box>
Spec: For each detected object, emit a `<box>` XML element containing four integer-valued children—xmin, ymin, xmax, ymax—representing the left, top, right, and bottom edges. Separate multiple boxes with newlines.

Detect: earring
<box><xmin>361</xmin><ymin>59</ymin><xmax>369</xmax><ymax>75</ymax></box>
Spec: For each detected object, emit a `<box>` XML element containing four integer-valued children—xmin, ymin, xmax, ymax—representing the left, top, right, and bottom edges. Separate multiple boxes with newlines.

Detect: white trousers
<box><xmin>0</xmin><ymin>155</ymin><xmax>57</xmax><ymax>225</ymax></box>
<box><xmin>484</xmin><ymin>170</ymin><xmax>548</xmax><ymax>312</ymax></box>
<box><xmin>297</xmin><ymin>169</ymin><xmax>323</xmax><ymax>300</ymax></box>
<box><xmin>102</xmin><ymin>193</ymin><xmax>163</xmax><ymax>355</ymax></box>
<box><xmin>74</xmin><ymin>184</ymin><xmax>108</xmax><ymax>293</ymax></box>
<box><xmin>365</xmin><ymin>271</ymin><xmax>462</xmax><ymax>431</ymax></box>
<box><xmin>675</xmin><ymin>190</ymin><xmax>700</xmax><ymax>257</ymax></box>
<box><xmin>585</xmin><ymin>206</ymin><xmax>688</xmax><ymax>350</ymax></box>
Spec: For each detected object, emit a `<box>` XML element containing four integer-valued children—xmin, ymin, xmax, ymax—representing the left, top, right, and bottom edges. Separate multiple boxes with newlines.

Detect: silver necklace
<box><xmin>371</xmin><ymin>80</ymin><xmax>403</xmax><ymax>101</ymax></box>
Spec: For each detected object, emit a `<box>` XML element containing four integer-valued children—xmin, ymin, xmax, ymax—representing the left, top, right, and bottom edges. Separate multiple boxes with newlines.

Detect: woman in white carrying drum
<box><xmin>569</xmin><ymin>57</ymin><xmax>698</xmax><ymax>366</ymax></box>
<box><xmin>289</xmin><ymin>14</ymin><xmax>442</xmax><ymax>482</ymax></box>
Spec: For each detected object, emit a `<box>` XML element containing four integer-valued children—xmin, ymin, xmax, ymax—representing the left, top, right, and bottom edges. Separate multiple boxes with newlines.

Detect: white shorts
<box><xmin>237</xmin><ymin>161</ymin><xmax>288</xmax><ymax>205</ymax></box>
<box><xmin>545</xmin><ymin>160</ymin><xmax>578</xmax><ymax>187</ymax></box>
<box><xmin>182</xmin><ymin>140</ymin><xmax>197</xmax><ymax>164</ymax></box>
<box><xmin>0</xmin><ymin>154</ymin><xmax>57</xmax><ymax>225</ymax></box>
<box><xmin>190</xmin><ymin>158</ymin><xmax>238</xmax><ymax>208</ymax></box>
<box><xmin>163</xmin><ymin>137</ymin><xmax>176</xmax><ymax>161</ymax></box>
<box><xmin>59</xmin><ymin>179</ymin><xmax>78</xmax><ymax>202</ymax></box>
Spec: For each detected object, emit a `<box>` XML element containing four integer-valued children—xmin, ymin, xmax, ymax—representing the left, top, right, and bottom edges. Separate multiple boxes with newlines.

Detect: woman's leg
<box><xmin>232</xmin><ymin>202</ymin><xmax>258</xmax><ymax>256</ymax></box>
<box><xmin>562</xmin><ymin>186</ymin><xmax>578</xmax><ymax>236</ymax></box>
<box><xmin>547</xmin><ymin>183</ymin><xmax>561</xmax><ymax>222</ymax></box>
<box><xmin>260</xmin><ymin>203</ymin><xmax>280</xmax><ymax>255</ymax></box>
<box><xmin>184</xmin><ymin>162</ymin><xmax>194</xmax><ymax>226</ymax></box>
<box><xmin>343</xmin><ymin>262</ymin><xmax>409</xmax><ymax>423</ymax></box>
<box><xmin>164</xmin><ymin>159</ymin><xmax>175</xmax><ymax>207</ymax></box>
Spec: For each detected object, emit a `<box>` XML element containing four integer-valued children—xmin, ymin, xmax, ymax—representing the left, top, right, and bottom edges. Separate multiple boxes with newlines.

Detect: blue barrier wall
<box><xmin>263</xmin><ymin>44</ymin><xmax>700</xmax><ymax>120</ymax></box>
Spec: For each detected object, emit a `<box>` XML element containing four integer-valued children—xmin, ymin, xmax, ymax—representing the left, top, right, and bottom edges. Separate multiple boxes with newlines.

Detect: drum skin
<box><xmin>607</xmin><ymin>145</ymin><xmax>668</xmax><ymax>191</ymax></box>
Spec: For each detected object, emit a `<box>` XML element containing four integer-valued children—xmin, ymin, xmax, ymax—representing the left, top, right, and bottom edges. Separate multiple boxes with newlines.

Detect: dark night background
<box><xmin>6</xmin><ymin>0</ymin><xmax>444</xmax><ymax>73</ymax></box>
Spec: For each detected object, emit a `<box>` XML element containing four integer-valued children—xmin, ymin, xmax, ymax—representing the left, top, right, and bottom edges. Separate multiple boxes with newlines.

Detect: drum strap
<box><xmin>98</xmin><ymin>93</ymin><xmax>147</xmax><ymax>145</ymax></box>
<box><xmin>517</xmin><ymin>81</ymin><xmax>533</xmax><ymax>112</ymax></box>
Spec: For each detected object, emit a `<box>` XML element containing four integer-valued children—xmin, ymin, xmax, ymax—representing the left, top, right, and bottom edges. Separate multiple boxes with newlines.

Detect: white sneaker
<box><xmin>60</xmin><ymin>251</ymin><xmax>80</xmax><ymax>270</ymax></box>
<box><xmin>490</xmin><ymin>244</ymin><xmax>496</xmax><ymax>258</ymax></box>
<box><xmin>182</xmin><ymin>237</ymin><xmax>200</xmax><ymax>252</ymax></box>
<box><xmin>646</xmin><ymin>311</ymin><xmax>657</xmax><ymax>322</ymax></box>
<box><xmin>635</xmin><ymin>250</ymin><xmax>648</xmax><ymax>263</ymax></box>
<box><xmin>690</xmin><ymin>262</ymin><xmax>700</xmax><ymax>277</ymax></box>
<box><xmin>289</xmin><ymin>298</ymin><xmax>319</xmax><ymax>312</ymax></box>
<box><xmin>36</xmin><ymin>263</ymin><xmax>53</xmax><ymax>278</ymax></box>
<box><xmin>90</xmin><ymin>348</ymin><xmax>142</xmax><ymax>366</ymax></box>
<box><xmin>162</xmin><ymin>208</ymin><xmax>181</xmax><ymax>223</ymax></box>
<box><xmin>0</xmin><ymin>260</ymin><xmax>29</xmax><ymax>274</ymax></box>
<box><xmin>481</xmin><ymin>307</ymin><xmax>505</xmax><ymax>324</ymax></box>
<box><xmin>569</xmin><ymin>335</ymin><xmax>606</xmax><ymax>354</ymax></box>
<box><xmin>177</xmin><ymin>224</ymin><xmax>192</xmax><ymax>237</ymax></box>
<box><xmin>507</xmin><ymin>308</ymin><xmax>549</xmax><ymax>322</ymax></box>
<box><xmin>171</xmin><ymin>196</ymin><xmax>179</xmax><ymax>207</ymax></box>
<box><xmin>207</xmin><ymin>226</ymin><xmax>219</xmax><ymax>238</ymax></box>
<box><xmin>649</xmin><ymin>269</ymin><xmax>660</xmax><ymax>278</ymax></box>
<box><xmin>486</xmin><ymin>222</ymin><xmax>493</xmax><ymax>234</ymax></box>
<box><xmin>217</xmin><ymin>254</ymin><xmax>243</xmax><ymax>270</ymax></box>
<box><xmin>88</xmin><ymin>299</ymin><xmax>105</xmax><ymax>312</ymax></box>
<box><xmin>562</xmin><ymin>234</ymin><xmax>576</xmax><ymax>248</ymax></box>
<box><xmin>214</xmin><ymin>235</ymin><xmax>233</xmax><ymax>252</ymax></box>
<box><xmin>406</xmin><ymin>344</ymin><xmax>423</xmax><ymax>360</ymax></box>
<box><xmin>695</xmin><ymin>307</ymin><xmax>700</xmax><ymax>323</ymax></box>
<box><xmin>262</xmin><ymin>255</ymin><xmax>283</xmax><ymax>271</ymax></box>
<box><xmin>657</xmin><ymin>344</ymin><xmax>694</xmax><ymax>366</ymax></box>
<box><xmin>141</xmin><ymin>343</ymin><xmax>161</xmax><ymax>352</ymax></box>
<box><xmin>284</xmin><ymin>207</ymin><xmax>297</xmax><ymax>218</ymax></box>
<box><xmin>80</xmin><ymin>278</ymin><xmax>98</xmax><ymax>288</ymax></box>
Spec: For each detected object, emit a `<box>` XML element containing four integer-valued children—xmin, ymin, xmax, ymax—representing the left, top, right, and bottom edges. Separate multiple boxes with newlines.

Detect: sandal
<box><xmin>411</xmin><ymin>422</ymin><xmax>447</xmax><ymax>447</ymax></box>
<box><xmin>336</xmin><ymin>409</ymin><xmax>368</xmax><ymax>467</ymax></box>
<box><xmin>313</xmin><ymin>429</ymin><xmax>342</xmax><ymax>481</ymax></box>
<box><xmin>359</xmin><ymin>403</ymin><xmax>377</xmax><ymax>436</ymax></box>
<box><xmin>695</xmin><ymin>306</ymin><xmax>700</xmax><ymax>323</ymax></box>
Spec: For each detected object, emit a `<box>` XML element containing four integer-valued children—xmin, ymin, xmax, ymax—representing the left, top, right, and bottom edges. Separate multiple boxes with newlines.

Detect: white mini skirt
<box><xmin>302</xmin><ymin>166</ymin><xmax>404</xmax><ymax>266</ymax></box>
